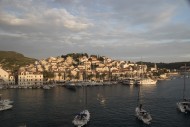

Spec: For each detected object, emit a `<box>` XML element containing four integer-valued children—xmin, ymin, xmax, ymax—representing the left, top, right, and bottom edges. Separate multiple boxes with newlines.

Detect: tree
<box><xmin>101</xmin><ymin>73</ymin><xmax>107</xmax><ymax>80</ymax></box>
<box><xmin>58</xmin><ymin>72</ymin><xmax>62</xmax><ymax>82</ymax></box>
<box><xmin>98</xmin><ymin>56</ymin><xmax>104</xmax><ymax>62</ymax></box>
<box><xmin>43</xmin><ymin>71</ymin><xmax>54</xmax><ymax>80</ymax></box>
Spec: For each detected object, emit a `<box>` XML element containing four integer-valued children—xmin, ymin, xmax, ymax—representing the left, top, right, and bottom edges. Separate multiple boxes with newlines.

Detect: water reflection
<box><xmin>97</xmin><ymin>93</ymin><xmax>106</xmax><ymax>106</ymax></box>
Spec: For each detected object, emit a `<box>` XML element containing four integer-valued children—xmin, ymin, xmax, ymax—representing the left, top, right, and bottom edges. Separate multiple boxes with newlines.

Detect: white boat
<box><xmin>43</xmin><ymin>85</ymin><xmax>51</xmax><ymax>90</ymax></box>
<box><xmin>177</xmin><ymin>101</ymin><xmax>190</xmax><ymax>113</ymax></box>
<box><xmin>0</xmin><ymin>94</ymin><xmax>14</xmax><ymax>105</ymax></box>
<box><xmin>177</xmin><ymin>64</ymin><xmax>190</xmax><ymax>113</ymax></box>
<box><xmin>135</xmin><ymin>61</ymin><xmax>152</xmax><ymax>124</ymax></box>
<box><xmin>0</xmin><ymin>99</ymin><xmax>14</xmax><ymax>105</ymax></box>
<box><xmin>137</xmin><ymin>78</ymin><xmax>157</xmax><ymax>85</ymax></box>
<box><xmin>0</xmin><ymin>104</ymin><xmax>13</xmax><ymax>111</ymax></box>
<box><xmin>135</xmin><ymin>105</ymin><xmax>152</xmax><ymax>124</ymax></box>
<box><xmin>122</xmin><ymin>78</ymin><xmax>136</xmax><ymax>85</ymax></box>
<box><xmin>73</xmin><ymin>66</ymin><xmax>90</xmax><ymax>127</ymax></box>
<box><xmin>72</xmin><ymin>110</ymin><xmax>90</xmax><ymax>127</ymax></box>
<box><xmin>72</xmin><ymin>86</ymin><xmax>90</xmax><ymax>127</ymax></box>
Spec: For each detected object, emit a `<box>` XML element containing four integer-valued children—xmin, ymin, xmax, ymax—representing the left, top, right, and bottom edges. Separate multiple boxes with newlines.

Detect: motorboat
<box><xmin>135</xmin><ymin>105</ymin><xmax>152</xmax><ymax>124</ymax></box>
<box><xmin>72</xmin><ymin>110</ymin><xmax>90</xmax><ymax>127</ymax></box>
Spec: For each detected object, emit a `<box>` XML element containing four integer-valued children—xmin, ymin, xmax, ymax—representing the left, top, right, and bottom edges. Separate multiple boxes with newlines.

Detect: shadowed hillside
<box><xmin>0</xmin><ymin>51</ymin><xmax>36</xmax><ymax>71</ymax></box>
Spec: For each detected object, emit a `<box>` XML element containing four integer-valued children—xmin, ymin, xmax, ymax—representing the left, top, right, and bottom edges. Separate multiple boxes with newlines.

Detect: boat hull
<box><xmin>73</xmin><ymin>110</ymin><xmax>90</xmax><ymax>127</ymax></box>
<box><xmin>135</xmin><ymin>107</ymin><xmax>152</xmax><ymax>124</ymax></box>
<box><xmin>177</xmin><ymin>101</ymin><xmax>190</xmax><ymax>113</ymax></box>
<box><xmin>0</xmin><ymin>104</ymin><xmax>13</xmax><ymax>111</ymax></box>
<box><xmin>137</xmin><ymin>78</ymin><xmax>157</xmax><ymax>85</ymax></box>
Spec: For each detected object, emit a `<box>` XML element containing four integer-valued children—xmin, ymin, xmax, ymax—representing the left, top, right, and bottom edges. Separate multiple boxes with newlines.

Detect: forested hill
<box><xmin>0</xmin><ymin>51</ymin><xmax>36</xmax><ymax>71</ymax></box>
<box><xmin>137</xmin><ymin>61</ymin><xmax>190</xmax><ymax>70</ymax></box>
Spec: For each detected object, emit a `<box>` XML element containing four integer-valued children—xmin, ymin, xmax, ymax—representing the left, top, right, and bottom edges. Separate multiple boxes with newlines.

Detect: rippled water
<box><xmin>0</xmin><ymin>78</ymin><xmax>190</xmax><ymax>127</ymax></box>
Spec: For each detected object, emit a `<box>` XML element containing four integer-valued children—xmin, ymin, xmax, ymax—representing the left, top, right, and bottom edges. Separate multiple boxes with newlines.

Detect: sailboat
<box><xmin>0</xmin><ymin>94</ymin><xmax>13</xmax><ymax>111</ymax></box>
<box><xmin>177</xmin><ymin>64</ymin><xmax>190</xmax><ymax>113</ymax></box>
<box><xmin>135</xmin><ymin>62</ymin><xmax>152</xmax><ymax>124</ymax></box>
<box><xmin>72</xmin><ymin>65</ymin><xmax>90</xmax><ymax>127</ymax></box>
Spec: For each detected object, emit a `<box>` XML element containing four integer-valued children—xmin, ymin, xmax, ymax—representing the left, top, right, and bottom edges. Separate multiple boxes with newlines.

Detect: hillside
<box><xmin>136</xmin><ymin>61</ymin><xmax>190</xmax><ymax>70</ymax></box>
<box><xmin>0</xmin><ymin>51</ymin><xmax>36</xmax><ymax>71</ymax></box>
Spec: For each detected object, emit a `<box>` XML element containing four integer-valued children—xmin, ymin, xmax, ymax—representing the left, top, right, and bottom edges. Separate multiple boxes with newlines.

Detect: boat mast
<box><xmin>137</xmin><ymin>60</ymin><xmax>142</xmax><ymax>106</ymax></box>
<box><xmin>85</xmin><ymin>81</ymin><xmax>87</xmax><ymax>108</ymax></box>
<box><xmin>137</xmin><ymin>82</ymin><xmax>140</xmax><ymax>106</ymax></box>
<box><xmin>85</xmin><ymin>63</ymin><xmax>87</xmax><ymax>109</ymax></box>
<box><xmin>183</xmin><ymin>64</ymin><xmax>186</xmax><ymax>100</ymax></box>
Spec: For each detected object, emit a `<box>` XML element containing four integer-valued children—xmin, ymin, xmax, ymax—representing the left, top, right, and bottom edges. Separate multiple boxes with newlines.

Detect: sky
<box><xmin>0</xmin><ymin>0</ymin><xmax>190</xmax><ymax>63</ymax></box>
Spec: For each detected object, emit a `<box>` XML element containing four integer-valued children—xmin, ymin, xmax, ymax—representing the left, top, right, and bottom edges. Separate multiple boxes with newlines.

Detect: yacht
<box><xmin>122</xmin><ymin>78</ymin><xmax>136</xmax><ymax>85</ymax></box>
<box><xmin>0</xmin><ymin>94</ymin><xmax>14</xmax><ymax>105</ymax></box>
<box><xmin>135</xmin><ymin>104</ymin><xmax>152</xmax><ymax>124</ymax></box>
<box><xmin>137</xmin><ymin>78</ymin><xmax>157</xmax><ymax>85</ymax></box>
<box><xmin>0</xmin><ymin>99</ymin><xmax>14</xmax><ymax>105</ymax></box>
<box><xmin>135</xmin><ymin>61</ymin><xmax>152</xmax><ymax>124</ymax></box>
<box><xmin>177</xmin><ymin>100</ymin><xmax>190</xmax><ymax>113</ymax></box>
<box><xmin>177</xmin><ymin>64</ymin><xmax>190</xmax><ymax>113</ymax></box>
<box><xmin>0</xmin><ymin>104</ymin><xmax>13</xmax><ymax>111</ymax></box>
<box><xmin>72</xmin><ymin>110</ymin><xmax>90</xmax><ymax>127</ymax></box>
<box><xmin>43</xmin><ymin>85</ymin><xmax>51</xmax><ymax>90</ymax></box>
<box><xmin>73</xmin><ymin>66</ymin><xmax>90</xmax><ymax>127</ymax></box>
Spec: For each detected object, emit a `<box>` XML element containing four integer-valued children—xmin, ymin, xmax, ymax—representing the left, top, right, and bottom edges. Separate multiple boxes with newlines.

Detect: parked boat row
<box><xmin>0</xmin><ymin>84</ymin><xmax>56</xmax><ymax>90</ymax></box>
<box><xmin>121</xmin><ymin>78</ymin><xmax>157</xmax><ymax>86</ymax></box>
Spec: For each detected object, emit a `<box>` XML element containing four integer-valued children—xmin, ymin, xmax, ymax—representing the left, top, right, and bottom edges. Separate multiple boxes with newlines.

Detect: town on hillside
<box><xmin>0</xmin><ymin>53</ymin><xmax>180</xmax><ymax>88</ymax></box>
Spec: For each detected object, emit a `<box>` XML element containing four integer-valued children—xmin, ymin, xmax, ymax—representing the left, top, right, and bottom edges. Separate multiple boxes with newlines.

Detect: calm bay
<box><xmin>0</xmin><ymin>78</ymin><xmax>190</xmax><ymax>127</ymax></box>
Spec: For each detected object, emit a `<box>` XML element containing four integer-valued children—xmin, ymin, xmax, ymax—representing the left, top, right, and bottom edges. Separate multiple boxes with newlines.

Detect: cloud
<box><xmin>0</xmin><ymin>0</ymin><xmax>190</xmax><ymax>63</ymax></box>
<box><xmin>0</xmin><ymin>0</ymin><xmax>93</xmax><ymax>31</ymax></box>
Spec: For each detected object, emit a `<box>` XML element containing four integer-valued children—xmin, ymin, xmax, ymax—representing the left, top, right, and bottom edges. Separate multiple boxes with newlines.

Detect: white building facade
<box><xmin>0</xmin><ymin>67</ymin><xmax>15</xmax><ymax>85</ymax></box>
<box><xmin>18</xmin><ymin>71</ymin><xmax>43</xmax><ymax>86</ymax></box>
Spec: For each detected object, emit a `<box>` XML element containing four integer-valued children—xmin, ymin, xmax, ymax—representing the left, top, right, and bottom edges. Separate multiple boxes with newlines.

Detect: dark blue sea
<box><xmin>1</xmin><ymin>78</ymin><xmax>190</xmax><ymax>127</ymax></box>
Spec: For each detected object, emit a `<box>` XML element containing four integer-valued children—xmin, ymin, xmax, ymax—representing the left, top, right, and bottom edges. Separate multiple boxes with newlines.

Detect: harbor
<box><xmin>0</xmin><ymin>77</ymin><xmax>190</xmax><ymax>127</ymax></box>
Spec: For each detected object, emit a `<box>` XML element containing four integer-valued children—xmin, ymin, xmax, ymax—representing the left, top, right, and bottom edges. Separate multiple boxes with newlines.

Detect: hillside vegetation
<box><xmin>137</xmin><ymin>61</ymin><xmax>190</xmax><ymax>70</ymax></box>
<box><xmin>0</xmin><ymin>51</ymin><xmax>36</xmax><ymax>71</ymax></box>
